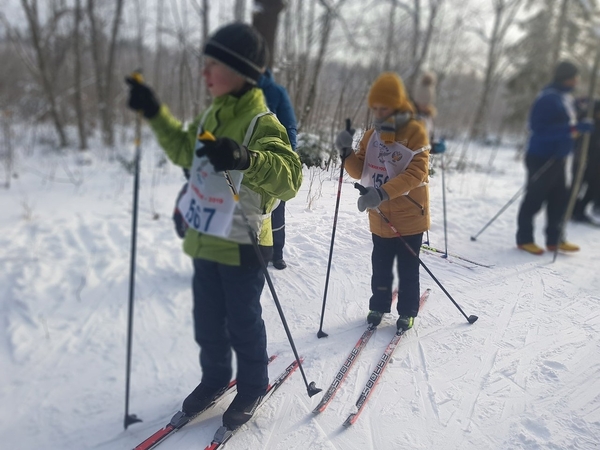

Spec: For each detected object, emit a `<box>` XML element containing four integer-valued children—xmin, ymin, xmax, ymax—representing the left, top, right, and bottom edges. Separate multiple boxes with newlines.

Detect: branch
<box><xmin>390</xmin><ymin>0</ymin><xmax>414</xmax><ymax>16</ymax></box>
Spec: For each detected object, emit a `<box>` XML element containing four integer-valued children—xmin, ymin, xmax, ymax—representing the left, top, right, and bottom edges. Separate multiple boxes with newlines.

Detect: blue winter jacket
<box><xmin>258</xmin><ymin>70</ymin><xmax>297</xmax><ymax>150</ymax></box>
<box><xmin>527</xmin><ymin>83</ymin><xmax>577</xmax><ymax>159</ymax></box>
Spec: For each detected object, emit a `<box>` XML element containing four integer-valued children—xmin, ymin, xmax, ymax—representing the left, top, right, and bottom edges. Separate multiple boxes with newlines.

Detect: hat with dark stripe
<box><xmin>204</xmin><ymin>23</ymin><xmax>268</xmax><ymax>84</ymax></box>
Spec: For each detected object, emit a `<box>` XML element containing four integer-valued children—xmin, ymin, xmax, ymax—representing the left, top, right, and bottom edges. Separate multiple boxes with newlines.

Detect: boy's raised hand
<box><xmin>125</xmin><ymin>75</ymin><xmax>160</xmax><ymax>119</ymax></box>
<box><xmin>196</xmin><ymin>137</ymin><xmax>251</xmax><ymax>172</ymax></box>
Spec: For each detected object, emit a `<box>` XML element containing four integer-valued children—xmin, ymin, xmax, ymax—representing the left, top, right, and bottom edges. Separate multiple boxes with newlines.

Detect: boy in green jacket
<box><xmin>125</xmin><ymin>23</ymin><xmax>302</xmax><ymax>429</ymax></box>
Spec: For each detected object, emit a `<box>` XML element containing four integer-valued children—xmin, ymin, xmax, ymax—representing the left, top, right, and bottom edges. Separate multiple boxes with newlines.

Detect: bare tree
<box><xmin>551</xmin><ymin>0</ymin><xmax>568</xmax><ymax>65</ymax></box>
<box><xmin>298</xmin><ymin>0</ymin><xmax>350</xmax><ymax>130</ymax></box>
<box><xmin>383</xmin><ymin>1</ymin><xmax>398</xmax><ymax>71</ymax></box>
<box><xmin>73</xmin><ymin>0</ymin><xmax>87</xmax><ymax>151</ymax></box>
<box><xmin>1</xmin><ymin>110</ymin><xmax>14</xmax><ymax>188</ymax></box>
<box><xmin>407</xmin><ymin>0</ymin><xmax>443</xmax><ymax>93</ymax></box>
<box><xmin>235</xmin><ymin>0</ymin><xmax>247</xmax><ymax>22</ymax></box>
<box><xmin>191</xmin><ymin>0</ymin><xmax>211</xmax><ymax>110</ymax></box>
<box><xmin>87</xmin><ymin>0</ymin><xmax>125</xmax><ymax>148</ymax></box>
<box><xmin>20</xmin><ymin>0</ymin><xmax>68</xmax><ymax>147</ymax></box>
<box><xmin>459</xmin><ymin>0</ymin><xmax>524</xmax><ymax>168</ymax></box>
<box><xmin>253</xmin><ymin>0</ymin><xmax>286</xmax><ymax>69</ymax></box>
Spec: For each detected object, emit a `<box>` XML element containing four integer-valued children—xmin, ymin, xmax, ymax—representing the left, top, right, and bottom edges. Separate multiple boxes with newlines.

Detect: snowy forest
<box><xmin>1</xmin><ymin>0</ymin><xmax>599</xmax><ymax>172</ymax></box>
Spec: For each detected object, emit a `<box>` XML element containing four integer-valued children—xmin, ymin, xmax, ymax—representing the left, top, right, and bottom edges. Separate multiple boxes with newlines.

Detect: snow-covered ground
<box><xmin>1</xmin><ymin>133</ymin><xmax>599</xmax><ymax>450</ymax></box>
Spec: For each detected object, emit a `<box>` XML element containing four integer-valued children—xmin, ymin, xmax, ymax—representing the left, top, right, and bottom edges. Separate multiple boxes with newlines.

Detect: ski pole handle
<box><xmin>346</xmin><ymin>118</ymin><xmax>352</xmax><ymax>132</ymax></box>
<box><xmin>130</xmin><ymin>70</ymin><xmax>144</xmax><ymax>84</ymax></box>
<box><xmin>354</xmin><ymin>182</ymin><xmax>367</xmax><ymax>195</ymax></box>
<box><xmin>198</xmin><ymin>130</ymin><xmax>216</xmax><ymax>142</ymax></box>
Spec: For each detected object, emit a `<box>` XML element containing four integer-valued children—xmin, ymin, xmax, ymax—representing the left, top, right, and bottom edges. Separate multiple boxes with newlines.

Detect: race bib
<box><xmin>361</xmin><ymin>132</ymin><xmax>417</xmax><ymax>189</ymax></box>
<box><xmin>177</xmin><ymin>139</ymin><xmax>242</xmax><ymax>238</ymax></box>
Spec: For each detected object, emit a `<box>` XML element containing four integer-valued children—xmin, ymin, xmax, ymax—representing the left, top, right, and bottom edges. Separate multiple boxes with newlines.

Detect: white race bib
<box><xmin>361</xmin><ymin>132</ymin><xmax>419</xmax><ymax>191</ymax></box>
<box><xmin>177</xmin><ymin>137</ymin><xmax>243</xmax><ymax>238</ymax></box>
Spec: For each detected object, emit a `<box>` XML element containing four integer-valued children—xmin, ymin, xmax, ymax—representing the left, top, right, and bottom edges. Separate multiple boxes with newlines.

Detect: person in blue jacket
<box><xmin>516</xmin><ymin>61</ymin><xmax>593</xmax><ymax>255</ymax></box>
<box><xmin>258</xmin><ymin>69</ymin><xmax>298</xmax><ymax>270</ymax></box>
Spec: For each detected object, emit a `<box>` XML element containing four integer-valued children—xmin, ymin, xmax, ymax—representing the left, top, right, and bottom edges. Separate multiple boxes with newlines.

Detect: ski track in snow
<box><xmin>2</xmin><ymin>143</ymin><xmax>600</xmax><ymax>449</ymax></box>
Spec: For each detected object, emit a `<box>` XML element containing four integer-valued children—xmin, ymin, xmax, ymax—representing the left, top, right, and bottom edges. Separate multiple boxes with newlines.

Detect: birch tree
<box><xmin>458</xmin><ymin>0</ymin><xmax>524</xmax><ymax>169</ymax></box>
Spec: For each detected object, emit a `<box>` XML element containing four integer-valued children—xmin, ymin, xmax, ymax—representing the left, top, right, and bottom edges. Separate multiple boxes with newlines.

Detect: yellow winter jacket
<box><xmin>345</xmin><ymin>122</ymin><xmax>430</xmax><ymax>237</ymax></box>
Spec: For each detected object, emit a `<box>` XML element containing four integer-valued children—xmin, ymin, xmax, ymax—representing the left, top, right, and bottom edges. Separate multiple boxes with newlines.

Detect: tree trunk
<box><xmin>153</xmin><ymin>0</ymin><xmax>164</xmax><ymax>89</ymax></box>
<box><xmin>86</xmin><ymin>0</ymin><xmax>105</xmax><ymax>135</ymax></box>
<box><xmin>234</xmin><ymin>0</ymin><xmax>246</xmax><ymax>22</ymax></box>
<box><xmin>298</xmin><ymin>7</ymin><xmax>334</xmax><ymax>130</ymax></box>
<box><xmin>20</xmin><ymin>0</ymin><xmax>68</xmax><ymax>147</ymax></box>
<box><xmin>87</xmin><ymin>0</ymin><xmax>124</xmax><ymax>148</ymax></box>
<box><xmin>253</xmin><ymin>0</ymin><xmax>285</xmax><ymax>68</ymax></box>
<box><xmin>407</xmin><ymin>0</ymin><xmax>442</xmax><ymax>94</ymax></box>
<box><xmin>73</xmin><ymin>0</ymin><xmax>87</xmax><ymax>150</ymax></box>
<box><xmin>2</xmin><ymin>111</ymin><xmax>14</xmax><ymax>188</ymax></box>
<box><xmin>412</xmin><ymin>0</ymin><xmax>421</xmax><ymax>67</ymax></box>
<box><xmin>551</xmin><ymin>0</ymin><xmax>568</xmax><ymax>66</ymax></box>
<box><xmin>103</xmin><ymin>0</ymin><xmax>125</xmax><ymax>147</ymax></box>
<box><xmin>383</xmin><ymin>0</ymin><xmax>397</xmax><ymax>72</ymax></box>
<box><xmin>466</xmin><ymin>1</ymin><xmax>504</xmax><ymax>146</ymax></box>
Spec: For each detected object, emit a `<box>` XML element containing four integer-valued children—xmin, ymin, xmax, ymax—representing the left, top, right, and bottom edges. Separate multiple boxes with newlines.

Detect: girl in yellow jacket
<box><xmin>336</xmin><ymin>72</ymin><xmax>430</xmax><ymax>331</ymax></box>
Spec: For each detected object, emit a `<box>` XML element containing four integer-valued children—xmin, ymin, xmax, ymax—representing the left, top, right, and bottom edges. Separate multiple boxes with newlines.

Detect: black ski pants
<box><xmin>192</xmin><ymin>258</ymin><xmax>268</xmax><ymax>398</ymax></box>
<box><xmin>369</xmin><ymin>233</ymin><xmax>423</xmax><ymax>318</ymax></box>
<box><xmin>572</xmin><ymin>158</ymin><xmax>600</xmax><ymax>217</ymax></box>
<box><xmin>516</xmin><ymin>155</ymin><xmax>568</xmax><ymax>247</ymax></box>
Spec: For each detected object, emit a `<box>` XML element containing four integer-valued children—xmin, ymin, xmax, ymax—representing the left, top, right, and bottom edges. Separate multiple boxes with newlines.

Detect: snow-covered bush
<box><xmin>296</xmin><ymin>132</ymin><xmax>331</xmax><ymax>168</ymax></box>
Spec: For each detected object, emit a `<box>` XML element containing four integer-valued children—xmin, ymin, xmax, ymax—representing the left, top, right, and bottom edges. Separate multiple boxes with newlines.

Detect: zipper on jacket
<box><xmin>406</xmin><ymin>194</ymin><xmax>425</xmax><ymax>215</ymax></box>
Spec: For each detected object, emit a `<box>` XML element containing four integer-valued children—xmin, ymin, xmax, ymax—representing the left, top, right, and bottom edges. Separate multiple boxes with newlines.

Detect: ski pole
<box><xmin>124</xmin><ymin>70</ymin><xmax>144</xmax><ymax>430</ymax></box>
<box><xmin>355</xmin><ymin>183</ymin><xmax>478</xmax><ymax>324</ymax></box>
<box><xmin>198</xmin><ymin>131</ymin><xmax>322</xmax><ymax>398</ymax></box>
<box><xmin>441</xmin><ymin>152</ymin><xmax>449</xmax><ymax>257</ymax></box>
<box><xmin>317</xmin><ymin>118</ymin><xmax>351</xmax><ymax>338</ymax></box>
<box><xmin>470</xmin><ymin>158</ymin><xmax>555</xmax><ymax>241</ymax></box>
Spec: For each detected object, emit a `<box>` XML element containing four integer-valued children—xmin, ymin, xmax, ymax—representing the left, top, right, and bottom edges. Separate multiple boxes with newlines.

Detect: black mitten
<box><xmin>195</xmin><ymin>137</ymin><xmax>250</xmax><ymax>172</ymax></box>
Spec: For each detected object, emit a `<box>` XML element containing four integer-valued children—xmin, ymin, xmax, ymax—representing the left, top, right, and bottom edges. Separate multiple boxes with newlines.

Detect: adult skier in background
<box><xmin>335</xmin><ymin>72</ymin><xmax>430</xmax><ymax>332</ymax></box>
<box><xmin>516</xmin><ymin>61</ymin><xmax>592</xmax><ymax>255</ymax></box>
<box><xmin>572</xmin><ymin>99</ymin><xmax>600</xmax><ymax>224</ymax></box>
<box><xmin>413</xmin><ymin>71</ymin><xmax>446</xmax><ymax>156</ymax></box>
<box><xmin>125</xmin><ymin>23</ymin><xmax>302</xmax><ymax>429</ymax></box>
<box><xmin>258</xmin><ymin>69</ymin><xmax>298</xmax><ymax>270</ymax></box>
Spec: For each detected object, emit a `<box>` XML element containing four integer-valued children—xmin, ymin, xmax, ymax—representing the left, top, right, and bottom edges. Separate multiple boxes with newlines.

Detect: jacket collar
<box><xmin>212</xmin><ymin>87</ymin><xmax>266</xmax><ymax>120</ymax></box>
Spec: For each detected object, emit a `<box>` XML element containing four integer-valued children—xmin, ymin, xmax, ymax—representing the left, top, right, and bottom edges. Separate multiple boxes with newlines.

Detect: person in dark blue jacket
<box><xmin>516</xmin><ymin>61</ymin><xmax>593</xmax><ymax>255</ymax></box>
<box><xmin>572</xmin><ymin>100</ymin><xmax>600</xmax><ymax>223</ymax></box>
<box><xmin>258</xmin><ymin>69</ymin><xmax>298</xmax><ymax>269</ymax></box>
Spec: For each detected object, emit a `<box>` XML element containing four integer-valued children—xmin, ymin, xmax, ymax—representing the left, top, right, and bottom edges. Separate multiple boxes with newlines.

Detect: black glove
<box><xmin>195</xmin><ymin>137</ymin><xmax>251</xmax><ymax>172</ymax></box>
<box><xmin>125</xmin><ymin>76</ymin><xmax>160</xmax><ymax>119</ymax></box>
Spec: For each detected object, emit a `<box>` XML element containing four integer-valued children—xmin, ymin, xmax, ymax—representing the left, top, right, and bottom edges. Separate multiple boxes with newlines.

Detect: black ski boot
<box><xmin>396</xmin><ymin>315</ymin><xmax>414</xmax><ymax>332</ymax></box>
<box><xmin>182</xmin><ymin>383</ymin><xmax>227</xmax><ymax>416</ymax></box>
<box><xmin>222</xmin><ymin>393</ymin><xmax>263</xmax><ymax>429</ymax></box>
<box><xmin>273</xmin><ymin>259</ymin><xmax>287</xmax><ymax>270</ymax></box>
<box><xmin>366</xmin><ymin>310</ymin><xmax>384</xmax><ymax>326</ymax></box>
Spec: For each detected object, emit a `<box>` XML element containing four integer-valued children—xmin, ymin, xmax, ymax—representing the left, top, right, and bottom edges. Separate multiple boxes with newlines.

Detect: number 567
<box><xmin>185</xmin><ymin>199</ymin><xmax>216</xmax><ymax>231</ymax></box>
